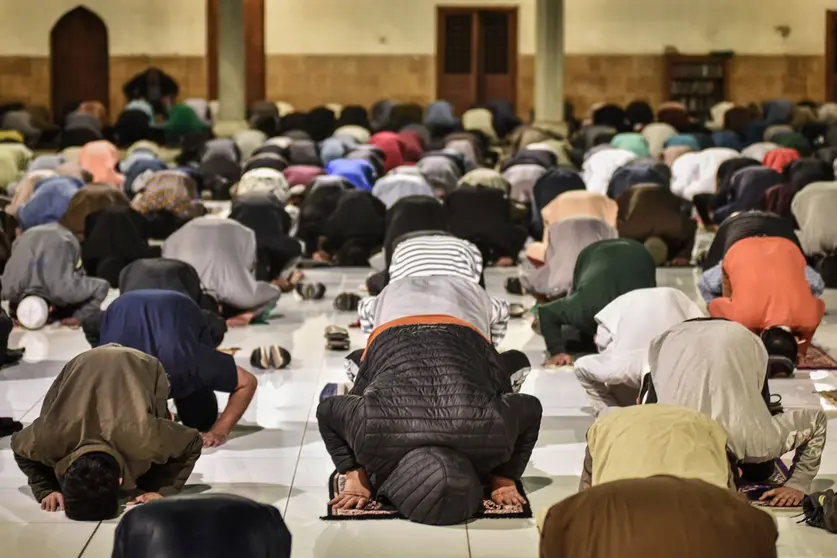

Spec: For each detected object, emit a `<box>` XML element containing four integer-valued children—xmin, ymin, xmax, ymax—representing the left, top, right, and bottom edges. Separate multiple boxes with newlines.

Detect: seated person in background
<box><xmin>98</xmin><ymin>291</ymin><xmax>257</xmax><ymax>448</ymax></box>
<box><xmin>1</xmin><ymin>222</ymin><xmax>109</xmax><ymax>329</ymax></box>
<box><xmin>579</xmin><ymin>404</ymin><xmax>732</xmax><ymax>491</ymax></box>
<box><xmin>317</xmin><ymin>296</ymin><xmax>542</xmax><ymax>525</ymax></box>
<box><xmin>539</xmin><ymin>239</ymin><xmax>657</xmax><ymax>367</ymax></box>
<box><xmin>111</xmin><ymin>494</ymin><xmax>292</xmax><ymax>558</ymax></box>
<box><xmin>645</xmin><ymin>320</ymin><xmax>827</xmax><ymax>507</ymax></box>
<box><xmin>573</xmin><ymin>287</ymin><xmax>704</xmax><ymax>416</ymax></box>
<box><xmin>118</xmin><ymin>258</ymin><xmax>227</xmax><ymax>346</ymax></box>
<box><xmin>163</xmin><ymin>217</ymin><xmax>281</xmax><ymax>327</ymax></box>
<box><xmin>705</xmin><ymin>237</ymin><xmax>825</xmax><ymax>360</ymax></box>
<box><xmin>541</xmin><ymin>477</ymin><xmax>778</xmax><ymax>558</ymax></box>
<box><xmin>11</xmin><ymin>346</ymin><xmax>202</xmax><ymax>519</ymax></box>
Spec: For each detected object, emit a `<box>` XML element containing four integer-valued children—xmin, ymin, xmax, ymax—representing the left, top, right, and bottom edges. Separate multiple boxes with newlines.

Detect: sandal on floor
<box><xmin>250</xmin><ymin>346</ymin><xmax>292</xmax><ymax>370</ymax></box>
<box><xmin>296</xmin><ymin>282</ymin><xmax>326</xmax><ymax>300</ymax></box>
<box><xmin>505</xmin><ymin>277</ymin><xmax>523</xmax><ymax>296</ymax></box>
<box><xmin>768</xmin><ymin>393</ymin><xmax>784</xmax><ymax>416</ymax></box>
<box><xmin>509</xmin><ymin>303</ymin><xmax>527</xmax><ymax>319</ymax></box>
<box><xmin>325</xmin><ymin>325</ymin><xmax>351</xmax><ymax>351</ymax></box>
<box><xmin>333</xmin><ymin>292</ymin><xmax>361</xmax><ymax>312</ymax></box>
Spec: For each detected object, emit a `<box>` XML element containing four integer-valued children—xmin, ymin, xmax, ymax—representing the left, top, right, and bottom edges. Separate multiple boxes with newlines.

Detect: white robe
<box><xmin>581</xmin><ymin>148</ymin><xmax>638</xmax><ymax>196</ymax></box>
<box><xmin>573</xmin><ymin>287</ymin><xmax>704</xmax><ymax>415</ymax></box>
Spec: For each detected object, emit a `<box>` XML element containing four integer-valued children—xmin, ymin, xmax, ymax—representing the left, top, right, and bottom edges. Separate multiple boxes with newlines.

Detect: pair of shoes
<box><xmin>296</xmin><ymin>283</ymin><xmax>326</xmax><ymax>300</ymax></box>
<box><xmin>1</xmin><ymin>348</ymin><xmax>24</xmax><ymax>367</ymax></box>
<box><xmin>509</xmin><ymin>303</ymin><xmax>527</xmax><ymax>318</ymax></box>
<box><xmin>334</xmin><ymin>293</ymin><xmax>361</xmax><ymax>312</ymax></box>
<box><xmin>801</xmin><ymin>490</ymin><xmax>837</xmax><ymax>532</ymax></box>
<box><xmin>0</xmin><ymin>416</ymin><xmax>23</xmax><ymax>438</ymax></box>
<box><xmin>249</xmin><ymin>346</ymin><xmax>292</xmax><ymax>370</ymax></box>
<box><xmin>325</xmin><ymin>325</ymin><xmax>350</xmax><ymax>351</ymax></box>
<box><xmin>768</xmin><ymin>393</ymin><xmax>784</xmax><ymax>416</ymax></box>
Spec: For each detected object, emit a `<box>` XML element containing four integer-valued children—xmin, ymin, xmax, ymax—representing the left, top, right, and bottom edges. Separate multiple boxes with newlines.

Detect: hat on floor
<box><xmin>379</xmin><ymin>446</ymin><xmax>482</xmax><ymax>526</ymax></box>
<box><xmin>17</xmin><ymin>295</ymin><xmax>49</xmax><ymax>330</ymax></box>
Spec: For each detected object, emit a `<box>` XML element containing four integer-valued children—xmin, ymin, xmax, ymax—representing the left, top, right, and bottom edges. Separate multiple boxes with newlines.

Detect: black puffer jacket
<box><xmin>317</xmin><ymin>323</ymin><xmax>542</xmax><ymax>485</ymax></box>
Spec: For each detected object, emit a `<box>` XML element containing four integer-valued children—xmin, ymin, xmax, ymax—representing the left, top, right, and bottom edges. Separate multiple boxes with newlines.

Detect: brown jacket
<box><xmin>541</xmin><ymin>476</ymin><xmax>778</xmax><ymax>558</ymax></box>
<box><xmin>11</xmin><ymin>344</ymin><xmax>202</xmax><ymax>502</ymax></box>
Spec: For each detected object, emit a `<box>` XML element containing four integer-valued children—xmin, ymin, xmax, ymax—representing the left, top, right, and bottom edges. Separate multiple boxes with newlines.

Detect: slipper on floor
<box><xmin>505</xmin><ymin>277</ymin><xmax>523</xmax><ymax>296</ymax></box>
<box><xmin>509</xmin><ymin>303</ymin><xmax>527</xmax><ymax>319</ymax></box>
<box><xmin>325</xmin><ymin>325</ymin><xmax>351</xmax><ymax>351</ymax></box>
<box><xmin>333</xmin><ymin>293</ymin><xmax>361</xmax><ymax>312</ymax></box>
<box><xmin>768</xmin><ymin>394</ymin><xmax>783</xmax><ymax>416</ymax></box>
<box><xmin>250</xmin><ymin>346</ymin><xmax>292</xmax><ymax>370</ymax></box>
<box><xmin>296</xmin><ymin>282</ymin><xmax>326</xmax><ymax>300</ymax></box>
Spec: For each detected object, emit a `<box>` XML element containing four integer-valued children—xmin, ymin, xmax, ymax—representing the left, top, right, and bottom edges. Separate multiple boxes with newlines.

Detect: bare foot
<box><xmin>226</xmin><ymin>313</ymin><xmax>254</xmax><ymax>327</ymax></box>
<box><xmin>313</xmin><ymin>251</ymin><xmax>329</xmax><ymax>262</ymax></box>
<box><xmin>60</xmin><ymin>318</ymin><xmax>80</xmax><ymax>327</ymax></box>
<box><xmin>494</xmin><ymin>257</ymin><xmax>515</xmax><ymax>267</ymax></box>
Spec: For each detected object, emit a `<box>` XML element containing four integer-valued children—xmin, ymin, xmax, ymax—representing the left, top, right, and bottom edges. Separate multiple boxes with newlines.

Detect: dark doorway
<box><xmin>827</xmin><ymin>10</ymin><xmax>837</xmax><ymax>101</ymax></box>
<box><xmin>206</xmin><ymin>0</ymin><xmax>266</xmax><ymax>105</ymax></box>
<box><xmin>50</xmin><ymin>7</ymin><xmax>109</xmax><ymax>122</ymax></box>
<box><xmin>436</xmin><ymin>7</ymin><xmax>518</xmax><ymax>115</ymax></box>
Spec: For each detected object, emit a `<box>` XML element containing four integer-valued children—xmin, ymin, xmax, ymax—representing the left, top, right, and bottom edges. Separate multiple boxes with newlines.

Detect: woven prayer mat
<box><xmin>736</xmin><ymin>459</ymin><xmax>801</xmax><ymax>510</ymax></box>
<box><xmin>321</xmin><ymin>470</ymin><xmax>533</xmax><ymax>521</ymax></box>
<box><xmin>799</xmin><ymin>345</ymin><xmax>837</xmax><ymax>370</ymax></box>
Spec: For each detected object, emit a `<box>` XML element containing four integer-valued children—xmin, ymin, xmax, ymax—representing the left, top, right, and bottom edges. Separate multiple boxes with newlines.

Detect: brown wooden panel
<box><xmin>477</xmin><ymin>8</ymin><xmax>517</xmax><ymax>108</ymax></box>
<box><xmin>207</xmin><ymin>0</ymin><xmax>219</xmax><ymax>100</ymax></box>
<box><xmin>50</xmin><ymin>7</ymin><xmax>109</xmax><ymax>121</ymax></box>
<box><xmin>436</xmin><ymin>8</ymin><xmax>478</xmax><ymax>114</ymax></box>
<box><xmin>207</xmin><ymin>0</ymin><xmax>265</xmax><ymax>104</ymax></box>
<box><xmin>827</xmin><ymin>10</ymin><xmax>837</xmax><ymax>102</ymax></box>
<box><xmin>244</xmin><ymin>0</ymin><xmax>266</xmax><ymax>105</ymax></box>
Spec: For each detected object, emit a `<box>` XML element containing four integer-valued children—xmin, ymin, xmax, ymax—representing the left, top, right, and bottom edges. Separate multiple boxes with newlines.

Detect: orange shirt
<box><xmin>709</xmin><ymin>237</ymin><xmax>824</xmax><ymax>351</ymax></box>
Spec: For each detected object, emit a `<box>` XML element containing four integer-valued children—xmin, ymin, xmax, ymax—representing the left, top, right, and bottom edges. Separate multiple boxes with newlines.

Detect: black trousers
<box><xmin>174</xmin><ymin>390</ymin><xmax>218</xmax><ymax>433</ymax></box>
<box><xmin>255</xmin><ymin>239</ymin><xmax>303</xmax><ymax>282</ymax></box>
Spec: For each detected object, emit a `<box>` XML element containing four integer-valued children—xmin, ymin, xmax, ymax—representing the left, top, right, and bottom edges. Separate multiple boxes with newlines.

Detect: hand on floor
<box><xmin>490</xmin><ymin>476</ymin><xmax>526</xmax><ymax>506</ymax></box>
<box><xmin>201</xmin><ymin>430</ymin><xmax>228</xmax><ymax>448</ymax></box>
<box><xmin>494</xmin><ymin>257</ymin><xmax>515</xmax><ymax>267</ymax></box>
<box><xmin>128</xmin><ymin>492</ymin><xmax>163</xmax><ymax>506</ymax></box>
<box><xmin>60</xmin><ymin>317</ymin><xmax>80</xmax><ymax>327</ymax></box>
<box><xmin>226</xmin><ymin>313</ymin><xmax>254</xmax><ymax>328</ymax></box>
<box><xmin>40</xmin><ymin>491</ymin><xmax>64</xmax><ymax>512</ymax></box>
<box><xmin>544</xmin><ymin>353</ymin><xmax>573</xmax><ymax>367</ymax></box>
<box><xmin>759</xmin><ymin>486</ymin><xmax>805</xmax><ymax>507</ymax></box>
<box><xmin>329</xmin><ymin>468</ymin><xmax>373</xmax><ymax>510</ymax></box>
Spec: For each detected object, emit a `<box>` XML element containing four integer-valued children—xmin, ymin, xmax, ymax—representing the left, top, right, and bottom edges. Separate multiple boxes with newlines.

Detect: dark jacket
<box><xmin>317</xmin><ymin>323</ymin><xmax>542</xmax><ymax>485</ymax></box>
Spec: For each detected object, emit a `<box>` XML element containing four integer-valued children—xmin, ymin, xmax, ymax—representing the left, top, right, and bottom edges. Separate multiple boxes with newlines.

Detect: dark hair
<box><xmin>61</xmin><ymin>452</ymin><xmax>120</xmax><ymax>521</ymax></box>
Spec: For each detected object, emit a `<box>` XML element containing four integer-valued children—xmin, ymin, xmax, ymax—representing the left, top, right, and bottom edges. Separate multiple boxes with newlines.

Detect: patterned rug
<box><xmin>321</xmin><ymin>471</ymin><xmax>533</xmax><ymax>521</ymax></box>
<box><xmin>736</xmin><ymin>459</ymin><xmax>800</xmax><ymax>509</ymax></box>
<box><xmin>798</xmin><ymin>345</ymin><xmax>837</xmax><ymax>370</ymax></box>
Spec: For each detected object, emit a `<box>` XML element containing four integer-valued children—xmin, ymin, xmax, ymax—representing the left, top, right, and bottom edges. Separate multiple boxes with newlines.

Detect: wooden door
<box><xmin>50</xmin><ymin>7</ymin><xmax>109</xmax><ymax>121</ymax></box>
<box><xmin>207</xmin><ymin>0</ymin><xmax>266</xmax><ymax>105</ymax></box>
<box><xmin>477</xmin><ymin>9</ymin><xmax>517</xmax><ymax>107</ymax></box>
<box><xmin>436</xmin><ymin>7</ymin><xmax>517</xmax><ymax>114</ymax></box>
<box><xmin>436</xmin><ymin>9</ymin><xmax>479</xmax><ymax>115</ymax></box>
<box><xmin>827</xmin><ymin>10</ymin><xmax>837</xmax><ymax>102</ymax></box>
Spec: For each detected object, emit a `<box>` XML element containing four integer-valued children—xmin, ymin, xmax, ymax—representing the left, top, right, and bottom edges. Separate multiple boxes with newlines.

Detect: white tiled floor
<box><xmin>2</xmin><ymin>267</ymin><xmax>837</xmax><ymax>557</ymax></box>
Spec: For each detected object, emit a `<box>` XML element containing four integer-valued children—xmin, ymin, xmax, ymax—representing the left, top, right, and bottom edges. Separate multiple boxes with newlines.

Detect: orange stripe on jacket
<box><xmin>361</xmin><ymin>314</ymin><xmax>489</xmax><ymax>361</ymax></box>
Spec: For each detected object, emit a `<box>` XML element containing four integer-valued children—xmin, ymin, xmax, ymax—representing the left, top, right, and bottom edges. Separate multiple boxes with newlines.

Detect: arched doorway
<box><xmin>50</xmin><ymin>6</ymin><xmax>109</xmax><ymax>122</ymax></box>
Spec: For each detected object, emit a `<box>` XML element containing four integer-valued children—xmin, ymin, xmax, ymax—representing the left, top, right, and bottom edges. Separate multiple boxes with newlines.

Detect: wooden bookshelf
<box><xmin>664</xmin><ymin>55</ymin><xmax>730</xmax><ymax>114</ymax></box>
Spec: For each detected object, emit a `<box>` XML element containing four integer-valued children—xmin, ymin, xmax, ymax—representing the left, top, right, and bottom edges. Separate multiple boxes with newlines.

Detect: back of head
<box><xmin>761</xmin><ymin>326</ymin><xmax>798</xmax><ymax>378</ymax></box>
<box><xmin>62</xmin><ymin>452</ymin><xmax>120</xmax><ymax>521</ymax></box>
<box><xmin>112</xmin><ymin>494</ymin><xmax>291</xmax><ymax>558</ymax></box>
<box><xmin>379</xmin><ymin>446</ymin><xmax>482</xmax><ymax>525</ymax></box>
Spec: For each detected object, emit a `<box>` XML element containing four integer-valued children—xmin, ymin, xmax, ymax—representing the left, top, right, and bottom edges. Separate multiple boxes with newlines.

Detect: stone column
<box><xmin>534</xmin><ymin>0</ymin><xmax>565</xmax><ymax>125</ymax></box>
<box><xmin>217</xmin><ymin>0</ymin><xmax>246</xmax><ymax>121</ymax></box>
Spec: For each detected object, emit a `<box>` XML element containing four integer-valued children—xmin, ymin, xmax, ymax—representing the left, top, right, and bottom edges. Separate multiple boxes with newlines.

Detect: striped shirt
<box><xmin>389</xmin><ymin>235</ymin><xmax>484</xmax><ymax>283</ymax></box>
<box><xmin>360</xmin><ymin>236</ymin><xmax>509</xmax><ymax>344</ymax></box>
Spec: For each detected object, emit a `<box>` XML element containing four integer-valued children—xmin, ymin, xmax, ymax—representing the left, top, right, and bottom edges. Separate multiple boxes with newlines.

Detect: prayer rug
<box><xmin>322</xmin><ymin>471</ymin><xmax>533</xmax><ymax>521</ymax></box>
<box><xmin>799</xmin><ymin>345</ymin><xmax>837</xmax><ymax>370</ymax></box>
<box><xmin>736</xmin><ymin>460</ymin><xmax>800</xmax><ymax>510</ymax></box>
